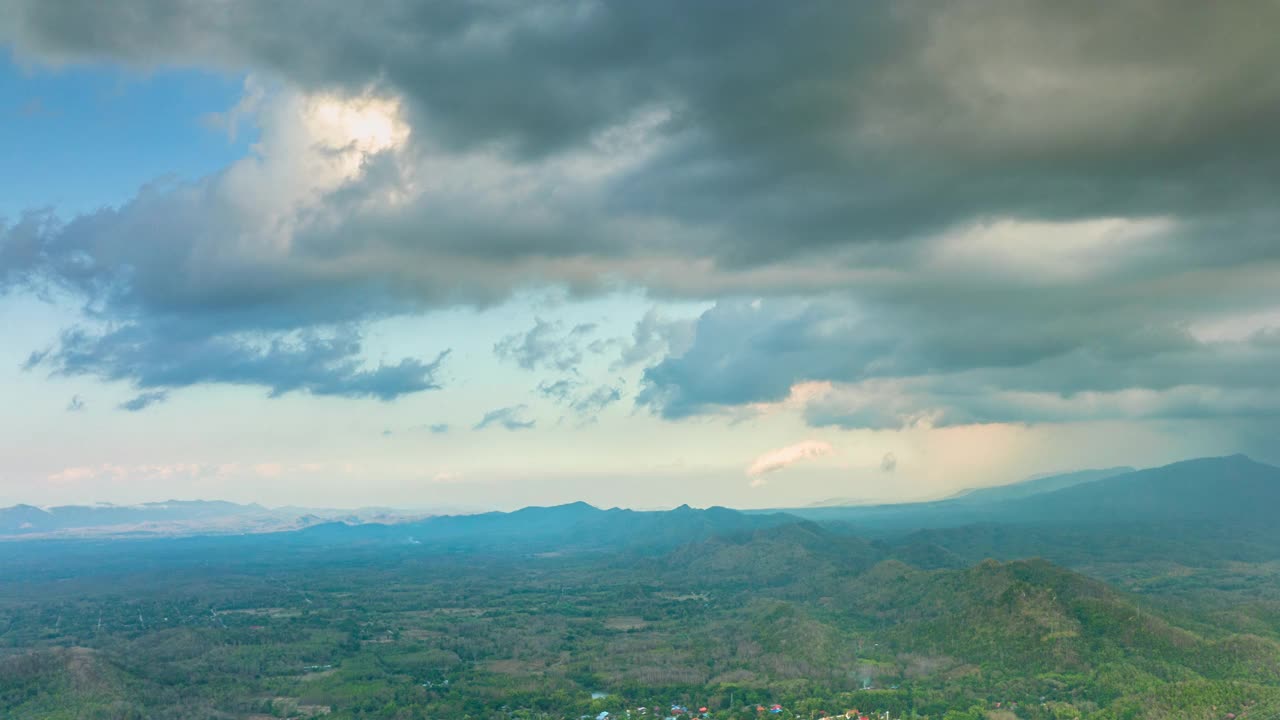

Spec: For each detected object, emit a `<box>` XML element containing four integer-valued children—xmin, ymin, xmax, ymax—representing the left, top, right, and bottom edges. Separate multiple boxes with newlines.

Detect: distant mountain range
<box><xmin>782</xmin><ymin>454</ymin><xmax>1278</xmax><ymax>533</ymax></box>
<box><xmin>0</xmin><ymin>500</ymin><xmax>428</xmax><ymax>539</ymax></box>
<box><xmin>788</xmin><ymin>454</ymin><xmax>1280</xmax><ymax>571</ymax></box>
<box><xmin>946</xmin><ymin>465</ymin><xmax>1136</xmax><ymax>503</ymax></box>
<box><xmin>289</xmin><ymin>501</ymin><xmax>799</xmax><ymax>554</ymax></box>
<box><xmin>802</xmin><ymin>466</ymin><xmax>1134</xmax><ymax>508</ymax></box>
<box><xmin>4</xmin><ymin>455</ymin><xmax>1276</xmax><ymax>549</ymax></box>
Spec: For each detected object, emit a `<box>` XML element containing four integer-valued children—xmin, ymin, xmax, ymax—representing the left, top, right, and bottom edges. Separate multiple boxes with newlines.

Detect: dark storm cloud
<box><xmin>6</xmin><ymin>0</ymin><xmax>1280</xmax><ymax>254</ymax></box>
<box><xmin>638</xmin><ymin>300</ymin><xmax>876</xmax><ymax>418</ymax></box>
<box><xmin>639</xmin><ymin>297</ymin><xmax>1280</xmax><ymax>428</ymax></box>
<box><xmin>2</xmin><ymin>1</ymin><xmax>1280</xmax><ymax>420</ymax></box>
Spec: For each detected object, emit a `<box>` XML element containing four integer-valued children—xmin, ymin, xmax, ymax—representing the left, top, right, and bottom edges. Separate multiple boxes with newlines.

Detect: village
<box><xmin>584</xmin><ymin>704</ymin><xmax>899</xmax><ymax>720</ymax></box>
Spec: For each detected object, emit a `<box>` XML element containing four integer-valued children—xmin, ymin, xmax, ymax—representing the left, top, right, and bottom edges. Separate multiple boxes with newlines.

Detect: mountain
<box><xmin>652</xmin><ymin>522</ymin><xmax>1280</xmax><ymax>716</ymax></box>
<box><xmin>0</xmin><ymin>648</ymin><xmax>132</xmax><ymax>717</ymax></box>
<box><xmin>8</xmin><ymin>454</ymin><xmax>1274</xmax><ymax>566</ymax></box>
<box><xmin>778</xmin><ymin>467</ymin><xmax>1139</xmax><ymax>533</ymax></box>
<box><xmin>946</xmin><ymin>466</ymin><xmax>1134</xmax><ymax>503</ymax></box>
<box><xmin>0</xmin><ymin>500</ymin><xmax>264</xmax><ymax>536</ymax></box>
<box><xmin>844</xmin><ymin>555</ymin><xmax>1280</xmax><ymax>689</ymax></box>
<box><xmin>6</xmin><ymin>500</ymin><xmax>1280</xmax><ymax>719</ymax></box>
<box><xmin>997</xmin><ymin>454</ymin><xmax>1280</xmax><ymax>526</ymax></box>
<box><xmin>0</xmin><ymin>500</ymin><xmax>427</xmax><ymax>539</ymax></box>
<box><xmin>0</xmin><ymin>504</ymin><xmax>55</xmax><ymax>534</ymax></box>
<box><xmin>661</xmin><ymin>520</ymin><xmax>885</xmax><ymax>586</ymax></box>
<box><xmin>781</xmin><ymin>455</ymin><xmax>1280</xmax><ymax>536</ymax></box>
<box><xmin>866</xmin><ymin>455</ymin><xmax>1280</xmax><ymax>581</ymax></box>
<box><xmin>294</xmin><ymin>502</ymin><xmax>800</xmax><ymax>554</ymax></box>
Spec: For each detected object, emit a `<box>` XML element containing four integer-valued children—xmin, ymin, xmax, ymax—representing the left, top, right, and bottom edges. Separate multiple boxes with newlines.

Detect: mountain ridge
<box><xmin>5</xmin><ymin>454</ymin><xmax>1275</xmax><ymax>545</ymax></box>
<box><xmin>781</xmin><ymin>454</ymin><xmax>1280</xmax><ymax>535</ymax></box>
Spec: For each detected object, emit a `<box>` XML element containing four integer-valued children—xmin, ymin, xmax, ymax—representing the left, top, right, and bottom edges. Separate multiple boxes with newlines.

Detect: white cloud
<box><xmin>746</xmin><ymin>440</ymin><xmax>834</xmax><ymax>484</ymax></box>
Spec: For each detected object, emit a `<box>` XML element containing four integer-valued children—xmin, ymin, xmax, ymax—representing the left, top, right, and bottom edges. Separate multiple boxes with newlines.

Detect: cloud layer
<box><xmin>1</xmin><ymin>1</ymin><xmax>1278</xmax><ymax>432</ymax></box>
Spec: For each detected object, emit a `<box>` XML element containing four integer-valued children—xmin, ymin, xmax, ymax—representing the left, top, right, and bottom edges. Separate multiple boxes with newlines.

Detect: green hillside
<box><xmin>4</xmin><ymin>478</ymin><xmax>1280</xmax><ymax>719</ymax></box>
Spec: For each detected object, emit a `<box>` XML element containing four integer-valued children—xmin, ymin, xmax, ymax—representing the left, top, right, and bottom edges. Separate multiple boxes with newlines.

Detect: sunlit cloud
<box><xmin>747</xmin><ymin>440</ymin><xmax>834</xmax><ymax>485</ymax></box>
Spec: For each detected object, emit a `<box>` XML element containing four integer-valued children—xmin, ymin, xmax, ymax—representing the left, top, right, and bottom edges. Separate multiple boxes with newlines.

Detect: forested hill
<box><xmin>5</xmin><ymin>517</ymin><xmax>1280</xmax><ymax>719</ymax></box>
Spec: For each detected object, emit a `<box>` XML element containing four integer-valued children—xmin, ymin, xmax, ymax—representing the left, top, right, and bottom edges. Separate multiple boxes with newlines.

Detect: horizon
<box><xmin>3</xmin><ymin>452</ymin><xmax>1265</xmax><ymax>515</ymax></box>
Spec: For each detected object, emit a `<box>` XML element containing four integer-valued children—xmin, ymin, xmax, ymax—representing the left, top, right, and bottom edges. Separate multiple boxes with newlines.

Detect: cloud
<box><xmin>200</xmin><ymin>74</ymin><xmax>265</xmax><ymax>143</ymax></box>
<box><xmin>881</xmin><ymin>452</ymin><xmax>897</xmax><ymax>473</ymax></box>
<box><xmin>118</xmin><ymin>391</ymin><xmax>169</xmax><ymax>412</ymax></box>
<box><xmin>473</xmin><ymin>405</ymin><xmax>535</xmax><ymax>431</ymax></box>
<box><xmin>45</xmin><ymin>460</ymin><xmax>345</xmax><ymax>484</ymax></box>
<box><xmin>609</xmin><ymin>308</ymin><xmax>697</xmax><ymax>370</ymax></box>
<box><xmin>7</xmin><ymin>2</ymin><xmax>1279</xmax><ymax>256</ymax></box>
<box><xmin>536</xmin><ymin>378</ymin><xmax>578</xmax><ymax>404</ymax></box>
<box><xmin>536</xmin><ymin>377</ymin><xmax>622</xmax><ymax>423</ymax></box>
<box><xmin>2</xmin><ymin>86</ymin><xmax>448</xmax><ymax>402</ymax></box>
<box><xmin>65</xmin><ymin>394</ymin><xmax>85</xmax><ymax>412</ymax></box>
<box><xmin>10</xmin><ymin>3</ymin><xmax>1280</xmax><ymax>227</ymax></box>
<box><xmin>428</xmin><ymin>423</ymin><xmax>450</xmax><ymax>434</ymax></box>
<box><xmin>639</xmin><ymin>295</ymin><xmax>1280</xmax><ymax>429</ymax></box>
<box><xmin>639</xmin><ymin>299</ymin><xmax>866</xmax><ymax>418</ymax></box>
<box><xmin>746</xmin><ymin>440</ymin><xmax>834</xmax><ymax>482</ymax></box>
<box><xmin>1</xmin><ymin>1</ymin><xmax>1279</xmax><ymax>432</ymax></box>
<box><xmin>569</xmin><ymin>384</ymin><xmax>622</xmax><ymax>419</ymax></box>
<box><xmin>495</xmin><ymin>319</ymin><xmax>597</xmax><ymax>372</ymax></box>
<box><xmin>47</xmin><ymin>462</ymin><xmax>204</xmax><ymax>484</ymax></box>
<box><xmin>805</xmin><ymin>379</ymin><xmax>1280</xmax><ymax>431</ymax></box>
<box><xmin>24</xmin><ymin>323</ymin><xmax>449</xmax><ymax>402</ymax></box>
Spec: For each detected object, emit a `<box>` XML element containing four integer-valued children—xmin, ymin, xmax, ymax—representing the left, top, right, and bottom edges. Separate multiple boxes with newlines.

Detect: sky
<box><xmin>1</xmin><ymin>1</ymin><xmax>1278</xmax><ymax>510</ymax></box>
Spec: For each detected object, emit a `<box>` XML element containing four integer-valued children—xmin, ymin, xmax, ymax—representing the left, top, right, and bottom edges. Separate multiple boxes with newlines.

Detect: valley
<box><xmin>3</xmin><ymin>456</ymin><xmax>1280</xmax><ymax>719</ymax></box>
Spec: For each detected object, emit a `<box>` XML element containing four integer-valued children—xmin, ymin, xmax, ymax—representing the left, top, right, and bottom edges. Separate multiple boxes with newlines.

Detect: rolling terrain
<box><xmin>3</xmin><ymin>455</ymin><xmax>1280</xmax><ymax>718</ymax></box>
